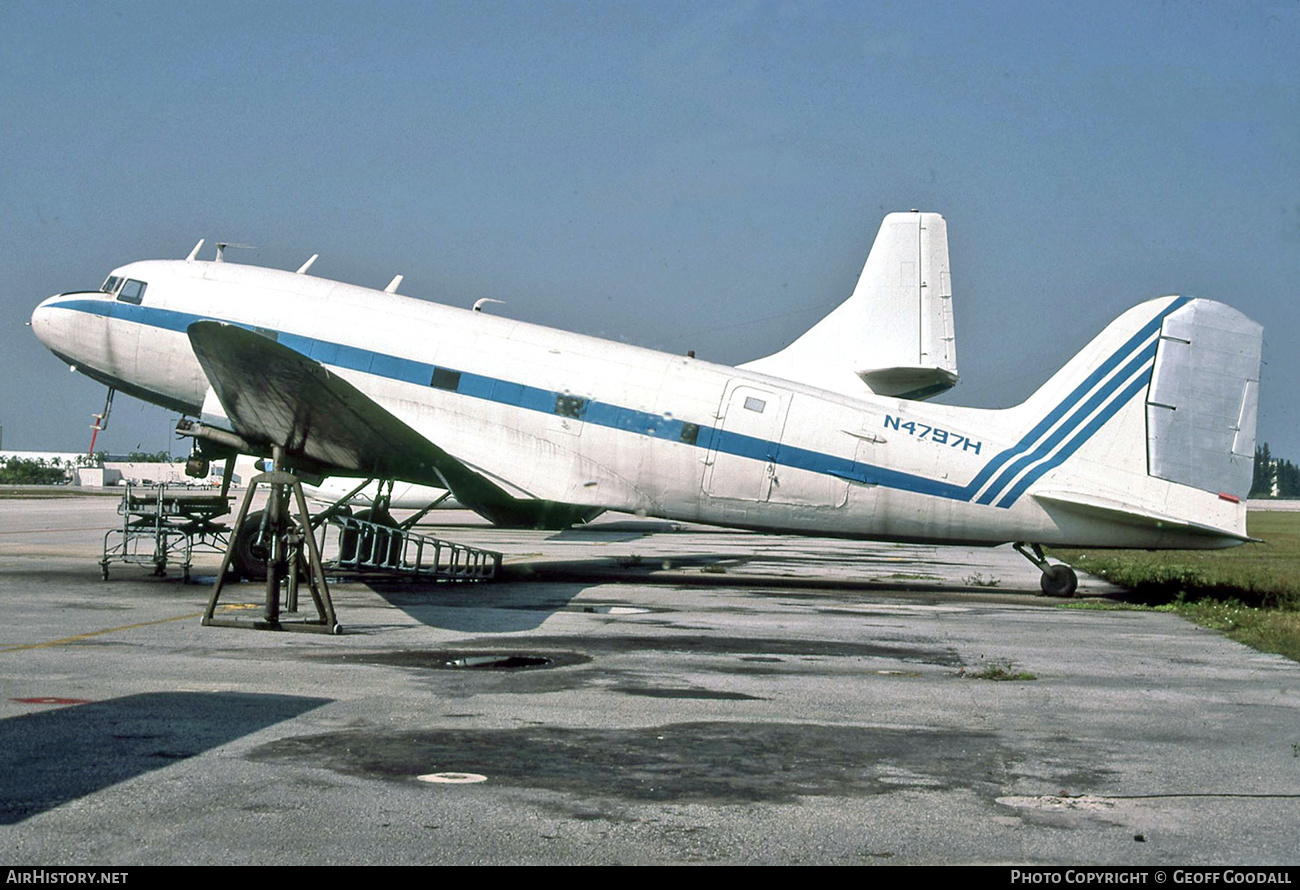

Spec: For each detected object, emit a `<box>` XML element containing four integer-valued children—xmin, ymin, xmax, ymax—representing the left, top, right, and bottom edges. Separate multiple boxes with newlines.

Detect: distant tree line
<box><xmin>1251</xmin><ymin>443</ymin><xmax>1300</xmax><ymax>498</ymax></box>
<box><xmin>0</xmin><ymin>457</ymin><xmax>71</xmax><ymax>485</ymax></box>
<box><xmin>0</xmin><ymin>450</ymin><xmax>182</xmax><ymax>486</ymax></box>
<box><xmin>103</xmin><ymin>450</ymin><xmax>179</xmax><ymax>463</ymax></box>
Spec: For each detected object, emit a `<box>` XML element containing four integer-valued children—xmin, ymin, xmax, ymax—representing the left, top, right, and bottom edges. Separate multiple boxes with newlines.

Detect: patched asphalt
<box><xmin>1</xmin><ymin>496</ymin><xmax>1297</xmax><ymax>864</ymax></box>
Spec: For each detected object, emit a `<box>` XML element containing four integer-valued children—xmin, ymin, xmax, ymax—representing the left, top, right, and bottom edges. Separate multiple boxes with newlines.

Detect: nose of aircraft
<box><xmin>30</xmin><ymin>296</ymin><xmax>64</xmax><ymax>352</ymax></box>
<box><xmin>30</xmin><ymin>294</ymin><xmax>90</xmax><ymax>365</ymax></box>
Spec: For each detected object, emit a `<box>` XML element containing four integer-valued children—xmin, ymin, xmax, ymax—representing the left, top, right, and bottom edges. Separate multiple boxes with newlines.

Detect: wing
<box><xmin>189</xmin><ymin>321</ymin><xmax>457</xmax><ymax>484</ymax></box>
<box><xmin>186</xmin><ymin>321</ymin><xmax>601</xmax><ymax>528</ymax></box>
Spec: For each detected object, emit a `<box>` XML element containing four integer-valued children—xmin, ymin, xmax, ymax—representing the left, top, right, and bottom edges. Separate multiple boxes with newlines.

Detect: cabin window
<box><xmin>743</xmin><ymin>396</ymin><xmax>766</xmax><ymax>413</ymax></box>
<box><xmin>679</xmin><ymin>422</ymin><xmax>700</xmax><ymax>445</ymax></box>
<box><xmin>554</xmin><ymin>394</ymin><xmax>586</xmax><ymax>419</ymax></box>
<box><xmin>117</xmin><ymin>279</ymin><xmax>147</xmax><ymax>305</ymax></box>
<box><xmin>430</xmin><ymin>367</ymin><xmax>461</xmax><ymax>391</ymax></box>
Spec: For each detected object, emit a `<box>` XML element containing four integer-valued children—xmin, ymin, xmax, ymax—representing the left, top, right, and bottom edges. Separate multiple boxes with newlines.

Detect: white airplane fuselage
<box><xmin>32</xmin><ymin>256</ymin><xmax>1253</xmax><ymax>550</ymax></box>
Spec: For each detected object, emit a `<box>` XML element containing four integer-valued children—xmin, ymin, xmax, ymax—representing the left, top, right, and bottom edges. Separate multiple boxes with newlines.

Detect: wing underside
<box><xmin>187</xmin><ymin>321</ymin><xmax>601</xmax><ymax>528</ymax></box>
<box><xmin>189</xmin><ymin>321</ymin><xmax>457</xmax><ymax>484</ymax></box>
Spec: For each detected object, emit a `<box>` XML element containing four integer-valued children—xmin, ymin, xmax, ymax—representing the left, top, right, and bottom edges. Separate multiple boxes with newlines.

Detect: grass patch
<box><xmin>1051</xmin><ymin>510</ymin><xmax>1300</xmax><ymax>662</ymax></box>
<box><xmin>961</xmin><ymin>661</ymin><xmax>1036</xmax><ymax>681</ymax></box>
<box><xmin>1059</xmin><ymin>600</ymin><xmax>1152</xmax><ymax>612</ymax></box>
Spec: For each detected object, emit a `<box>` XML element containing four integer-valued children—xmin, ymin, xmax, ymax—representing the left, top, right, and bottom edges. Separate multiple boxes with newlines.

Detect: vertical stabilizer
<box><xmin>982</xmin><ymin>296</ymin><xmax>1262</xmax><ymax>544</ymax></box>
<box><xmin>740</xmin><ymin>211</ymin><xmax>958</xmax><ymax>400</ymax></box>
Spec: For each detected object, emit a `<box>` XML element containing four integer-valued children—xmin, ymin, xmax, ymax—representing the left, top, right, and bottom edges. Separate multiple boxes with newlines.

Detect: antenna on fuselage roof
<box><xmin>473</xmin><ymin>298</ymin><xmax>506</xmax><ymax>313</ymax></box>
<box><xmin>297</xmin><ymin>254</ymin><xmax>319</xmax><ymax>274</ymax></box>
<box><xmin>185</xmin><ymin>240</ymin><xmax>204</xmax><ymax>261</ymax></box>
<box><xmin>214</xmin><ymin>242</ymin><xmax>256</xmax><ymax>263</ymax></box>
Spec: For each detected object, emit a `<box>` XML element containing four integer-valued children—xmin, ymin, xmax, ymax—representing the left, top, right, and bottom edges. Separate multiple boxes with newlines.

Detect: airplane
<box><xmin>300</xmin><ymin>478</ymin><xmax>459</xmax><ymax>513</ymax></box>
<box><xmin>30</xmin><ymin>211</ymin><xmax>1262</xmax><ymax>598</ymax></box>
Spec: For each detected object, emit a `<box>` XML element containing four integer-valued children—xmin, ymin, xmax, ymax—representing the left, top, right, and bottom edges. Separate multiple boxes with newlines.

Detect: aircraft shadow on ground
<box><xmin>0</xmin><ymin>691</ymin><xmax>331</xmax><ymax>824</ymax></box>
<box><xmin>359</xmin><ymin>545</ymin><xmax>987</xmax><ymax>634</ymax></box>
<box><xmin>362</xmin><ymin>550</ymin><xmax>758</xmax><ymax>632</ymax></box>
<box><xmin>364</xmin><ymin>580</ymin><xmax>594</xmax><ymax>632</ymax></box>
<box><xmin>500</xmin><ymin>553</ymin><xmax>1019</xmax><ymax>595</ymax></box>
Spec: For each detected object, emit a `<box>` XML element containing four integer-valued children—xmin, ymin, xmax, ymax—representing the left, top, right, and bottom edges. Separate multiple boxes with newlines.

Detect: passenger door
<box><xmin>702</xmin><ymin>382</ymin><xmax>788</xmax><ymax>502</ymax></box>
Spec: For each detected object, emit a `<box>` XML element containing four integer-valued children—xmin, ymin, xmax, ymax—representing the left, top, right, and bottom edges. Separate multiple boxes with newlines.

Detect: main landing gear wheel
<box><xmin>1039</xmin><ymin>564</ymin><xmax>1078</xmax><ymax>598</ymax></box>
<box><xmin>230</xmin><ymin>509</ymin><xmax>308</xmax><ymax>579</ymax></box>
<box><xmin>230</xmin><ymin>507</ymin><xmax>312</xmax><ymax>583</ymax></box>
<box><xmin>231</xmin><ymin>510</ymin><xmax>271</xmax><ymax>581</ymax></box>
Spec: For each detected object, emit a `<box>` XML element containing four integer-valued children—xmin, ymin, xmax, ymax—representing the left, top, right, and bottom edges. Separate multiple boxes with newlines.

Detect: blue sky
<box><xmin>2</xmin><ymin>1</ymin><xmax>1296</xmax><ymax>461</ymax></box>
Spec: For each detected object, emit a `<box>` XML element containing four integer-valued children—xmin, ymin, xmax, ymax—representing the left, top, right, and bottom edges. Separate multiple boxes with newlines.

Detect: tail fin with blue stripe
<box><xmin>974</xmin><ymin>297</ymin><xmax>1262</xmax><ymax>519</ymax></box>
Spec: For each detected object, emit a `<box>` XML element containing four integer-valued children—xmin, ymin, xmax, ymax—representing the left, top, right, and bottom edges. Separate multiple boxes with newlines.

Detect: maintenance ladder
<box><xmin>324</xmin><ymin>514</ymin><xmax>500</xmax><ymax>580</ymax></box>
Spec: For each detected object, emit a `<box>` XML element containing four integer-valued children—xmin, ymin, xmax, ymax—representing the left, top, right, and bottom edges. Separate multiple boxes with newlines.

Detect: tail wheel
<box><xmin>1040</xmin><ymin>564</ymin><xmax>1078</xmax><ymax>598</ymax></box>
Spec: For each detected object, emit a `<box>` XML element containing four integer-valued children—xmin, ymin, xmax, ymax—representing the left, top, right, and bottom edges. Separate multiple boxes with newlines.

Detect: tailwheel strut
<box><xmin>1013</xmin><ymin>542</ymin><xmax>1078</xmax><ymax>598</ymax></box>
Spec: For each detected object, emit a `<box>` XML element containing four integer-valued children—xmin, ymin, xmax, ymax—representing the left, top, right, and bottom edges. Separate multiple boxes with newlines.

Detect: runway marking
<box><xmin>11</xmin><ymin>697</ymin><xmax>93</xmax><ymax>705</ymax></box>
<box><xmin>0</xmin><ymin>603</ymin><xmax>258</xmax><ymax>652</ymax></box>
<box><xmin>0</xmin><ymin>527</ymin><xmax>117</xmax><ymax>535</ymax></box>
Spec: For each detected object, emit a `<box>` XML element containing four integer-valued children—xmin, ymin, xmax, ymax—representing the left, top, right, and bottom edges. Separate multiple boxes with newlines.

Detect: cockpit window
<box><xmin>100</xmin><ymin>275</ymin><xmax>122</xmax><ymax>295</ymax></box>
<box><xmin>117</xmin><ymin>279</ymin><xmax>147</xmax><ymax>305</ymax></box>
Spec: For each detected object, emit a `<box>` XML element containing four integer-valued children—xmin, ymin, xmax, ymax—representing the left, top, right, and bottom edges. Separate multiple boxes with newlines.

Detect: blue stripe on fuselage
<box><xmin>42</xmin><ymin>295</ymin><xmax>1188</xmax><ymax>509</ymax></box>
<box><xmin>973</xmin><ymin>341</ymin><xmax>1159</xmax><ymax>506</ymax></box>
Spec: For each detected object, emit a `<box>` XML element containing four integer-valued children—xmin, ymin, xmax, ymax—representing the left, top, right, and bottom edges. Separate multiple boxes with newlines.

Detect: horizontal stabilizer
<box><xmin>1032</xmin><ymin>490</ymin><xmax>1254</xmax><ymax>544</ymax></box>
<box><xmin>860</xmin><ymin>366</ymin><xmax>960</xmax><ymax>402</ymax></box>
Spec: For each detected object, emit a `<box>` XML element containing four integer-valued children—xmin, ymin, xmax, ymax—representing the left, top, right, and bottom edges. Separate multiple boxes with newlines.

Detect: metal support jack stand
<box><xmin>202</xmin><ymin>447</ymin><xmax>342</xmax><ymax>634</ymax></box>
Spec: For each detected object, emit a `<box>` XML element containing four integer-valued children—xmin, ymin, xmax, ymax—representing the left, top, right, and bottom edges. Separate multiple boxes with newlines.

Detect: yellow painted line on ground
<box><xmin>0</xmin><ymin>604</ymin><xmax>260</xmax><ymax>652</ymax></box>
<box><xmin>0</xmin><ymin>527</ymin><xmax>116</xmax><ymax>535</ymax></box>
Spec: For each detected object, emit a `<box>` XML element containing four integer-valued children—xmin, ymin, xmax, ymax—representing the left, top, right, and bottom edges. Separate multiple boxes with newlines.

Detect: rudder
<box><xmin>1145</xmin><ymin>299</ymin><xmax>1262</xmax><ymax>499</ymax></box>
